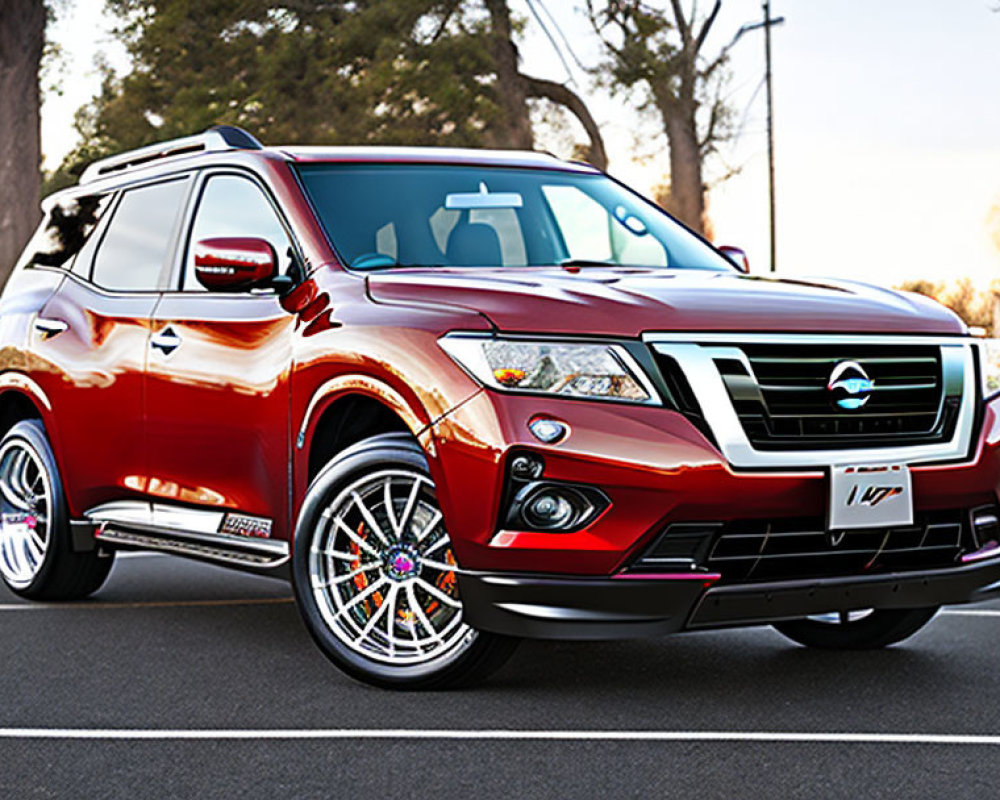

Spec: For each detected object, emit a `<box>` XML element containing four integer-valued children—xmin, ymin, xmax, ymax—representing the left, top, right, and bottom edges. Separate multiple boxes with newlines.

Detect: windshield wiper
<box><xmin>558</xmin><ymin>259</ymin><xmax>617</xmax><ymax>268</ymax></box>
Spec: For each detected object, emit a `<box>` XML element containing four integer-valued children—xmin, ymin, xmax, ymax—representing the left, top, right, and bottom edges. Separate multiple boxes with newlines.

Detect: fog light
<box><xmin>528</xmin><ymin>418</ymin><xmax>568</xmax><ymax>444</ymax></box>
<box><xmin>523</xmin><ymin>490</ymin><xmax>576</xmax><ymax>530</ymax></box>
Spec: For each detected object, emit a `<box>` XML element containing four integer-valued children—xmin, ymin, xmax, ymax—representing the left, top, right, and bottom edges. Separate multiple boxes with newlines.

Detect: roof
<box><xmin>279</xmin><ymin>145</ymin><xmax>597</xmax><ymax>173</ymax></box>
<box><xmin>72</xmin><ymin>127</ymin><xmax>598</xmax><ymax>196</ymax></box>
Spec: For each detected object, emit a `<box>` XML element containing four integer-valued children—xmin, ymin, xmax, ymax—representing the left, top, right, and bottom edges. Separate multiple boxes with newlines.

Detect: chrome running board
<box><xmin>84</xmin><ymin>501</ymin><xmax>289</xmax><ymax>572</ymax></box>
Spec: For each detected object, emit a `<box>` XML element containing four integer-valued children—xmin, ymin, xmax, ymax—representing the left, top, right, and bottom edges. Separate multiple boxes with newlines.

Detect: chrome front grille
<box><xmin>645</xmin><ymin>334</ymin><xmax>978</xmax><ymax>468</ymax></box>
<box><xmin>714</xmin><ymin>343</ymin><xmax>959</xmax><ymax>450</ymax></box>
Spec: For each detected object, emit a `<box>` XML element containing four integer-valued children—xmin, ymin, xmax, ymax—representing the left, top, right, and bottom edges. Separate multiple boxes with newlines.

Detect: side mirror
<box><xmin>718</xmin><ymin>245</ymin><xmax>750</xmax><ymax>274</ymax></box>
<box><xmin>194</xmin><ymin>237</ymin><xmax>278</xmax><ymax>291</ymax></box>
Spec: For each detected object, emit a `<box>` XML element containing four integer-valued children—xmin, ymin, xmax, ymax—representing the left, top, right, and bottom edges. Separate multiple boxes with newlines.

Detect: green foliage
<box><xmin>49</xmin><ymin>0</ymin><xmax>507</xmax><ymax>184</ymax></box>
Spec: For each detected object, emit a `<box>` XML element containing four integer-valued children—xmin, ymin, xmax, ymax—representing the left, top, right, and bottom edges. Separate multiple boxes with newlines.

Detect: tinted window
<box><xmin>25</xmin><ymin>194</ymin><xmax>112</xmax><ymax>271</ymax></box>
<box><xmin>184</xmin><ymin>175</ymin><xmax>291</xmax><ymax>291</ymax></box>
<box><xmin>91</xmin><ymin>179</ymin><xmax>189</xmax><ymax>291</ymax></box>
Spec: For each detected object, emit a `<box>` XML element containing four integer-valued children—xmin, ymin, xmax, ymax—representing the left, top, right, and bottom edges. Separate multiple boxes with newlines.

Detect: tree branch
<box><xmin>693</xmin><ymin>0</ymin><xmax>721</xmax><ymax>54</ymax></box>
<box><xmin>522</xmin><ymin>74</ymin><xmax>608</xmax><ymax>170</ymax></box>
<box><xmin>668</xmin><ymin>0</ymin><xmax>691</xmax><ymax>47</ymax></box>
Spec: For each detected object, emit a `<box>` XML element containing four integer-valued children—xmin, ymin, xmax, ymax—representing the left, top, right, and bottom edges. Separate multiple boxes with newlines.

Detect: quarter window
<box><xmin>184</xmin><ymin>175</ymin><xmax>292</xmax><ymax>291</ymax></box>
<box><xmin>91</xmin><ymin>179</ymin><xmax>189</xmax><ymax>291</ymax></box>
<box><xmin>23</xmin><ymin>194</ymin><xmax>112</xmax><ymax>272</ymax></box>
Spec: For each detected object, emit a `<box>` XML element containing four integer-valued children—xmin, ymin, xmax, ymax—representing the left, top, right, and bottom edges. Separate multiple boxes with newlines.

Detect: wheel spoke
<box><xmin>352</xmin><ymin>491</ymin><xmax>392</xmax><ymax>547</ymax></box>
<box><xmin>383</xmin><ymin>477</ymin><xmax>399</xmax><ymax>537</ymax></box>
<box><xmin>415</xmin><ymin>576</ymin><xmax>461</xmax><ymax>609</ymax></box>
<box><xmin>384</xmin><ymin>583</ymin><xmax>399</xmax><ymax>656</ymax></box>
<box><xmin>333</xmin><ymin>576</ymin><xmax>390</xmax><ymax>623</ymax></box>
<box><xmin>397</xmin><ymin>479</ymin><xmax>422</xmax><ymax>538</ymax></box>
<box><xmin>333</xmin><ymin>516</ymin><xmax>380</xmax><ymax>558</ymax></box>
<box><xmin>421</xmin><ymin>557</ymin><xmax>458</xmax><ymax>574</ymax></box>
<box><xmin>415</xmin><ymin>509</ymin><xmax>443</xmax><ymax>543</ymax></box>
<box><xmin>0</xmin><ymin>477</ymin><xmax>29</xmax><ymax>511</ymax></box>
<box><xmin>357</xmin><ymin>584</ymin><xmax>396</xmax><ymax>642</ymax></box>
<box><xmin>313</xmin><ymin>562</ymin><xmax>380</xmax><ymax>590</ymax></box>
<box><xmin>406</xmin><ymin>583</ymin><xmax>444</xmax><ymax>645</ymax></box>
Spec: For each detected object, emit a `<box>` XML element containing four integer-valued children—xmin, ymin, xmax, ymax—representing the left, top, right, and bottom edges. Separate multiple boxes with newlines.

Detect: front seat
<box><xmin>445</xmin><ymin>221</ymin><xmax>503</xmax><ymax>267</ymax></box>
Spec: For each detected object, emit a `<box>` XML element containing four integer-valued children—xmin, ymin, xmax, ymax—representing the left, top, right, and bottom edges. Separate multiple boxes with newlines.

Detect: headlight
<box><xmin>982</xmin><ymin>340</ymin><xmax>1000</xmax><ymax>400</ymax></box>
<box><xmin>439</xmin><ymin>336</ymin><xmax>657</xmax><ymax>404</ymax></box>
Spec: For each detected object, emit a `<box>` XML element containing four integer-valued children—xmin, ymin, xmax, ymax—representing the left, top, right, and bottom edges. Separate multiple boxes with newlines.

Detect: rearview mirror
<box><xmin>194</xmin><ymin>237</ymin><xmax>278</xmax><ymax>291</ymax></box>
<box><xmin>718</xmin><ymin>245</ymin><xmax>750</xmax><ymax>274</ymax></box>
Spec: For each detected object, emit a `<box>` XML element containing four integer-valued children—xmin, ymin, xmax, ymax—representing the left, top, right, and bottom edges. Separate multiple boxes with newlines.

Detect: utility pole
<box><xmin>727</xmin><ymin>8</ymin><xmax>783</xmax><ymax>272</ymax></box>
<box><xmin>763</xmin><ymin>1</ymin><xmax>777</xmax><ymax>272</ymax></box>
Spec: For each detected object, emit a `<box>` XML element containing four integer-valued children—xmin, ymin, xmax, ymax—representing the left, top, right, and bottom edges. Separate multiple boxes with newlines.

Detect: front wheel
<box><xmin>292</xmin><ymin>433</ymin><xmax>519</xmax><ymax>690</ymax></box>
<box><xmin>772</xmin><ymin>606</ymin><xmax>939</xmax><ymax>650</ymax></box>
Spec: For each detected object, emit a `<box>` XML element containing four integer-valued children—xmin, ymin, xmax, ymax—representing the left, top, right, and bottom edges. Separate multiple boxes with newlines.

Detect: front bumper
<box><xmin>429</xmin><ymin>392</ymin><xmax>1000</xmax><ymax>575</ymax></box>
<box><xmin>458</xmin><ymin>553</ymin><xmax>1000</xmax><ymax>640</ymax></box>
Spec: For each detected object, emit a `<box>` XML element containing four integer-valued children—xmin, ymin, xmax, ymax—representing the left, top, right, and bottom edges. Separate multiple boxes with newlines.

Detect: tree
<box><xmin>52</xmin><ymin>0</ymin><xmax>606</xmax><ymax>183</ymax></box>
<box><xmin>483</xmin><ymin>0</ymin><xmax>606</xmax><ymax>168</ymax></box>
<box><xmin>587</xmin><ymin>0</ymin><xmax>732</xmax><ymax>233</ymax></box>
<box><xmin>0</xmin><ymin>0</ymin><xmax>46</xmax><ymax>283</ymax></box>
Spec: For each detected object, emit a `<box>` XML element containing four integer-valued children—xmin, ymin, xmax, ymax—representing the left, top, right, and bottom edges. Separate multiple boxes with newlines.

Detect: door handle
<box><xmin>150</xmin><ymin>327</ymin><xmax>182</xmax><ymax>356</ymax></box>
<box><xmin>34</xmin><ymin>317</ymin><xmax>68</xmax><ymax>339</ymax></box>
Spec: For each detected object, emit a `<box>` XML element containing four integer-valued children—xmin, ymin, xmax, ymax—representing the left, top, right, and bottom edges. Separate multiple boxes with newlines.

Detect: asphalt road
<box><xmin>2</xmin><ymin>553</ymin><xmax>1000</xmax><ymax>799</ymax></box>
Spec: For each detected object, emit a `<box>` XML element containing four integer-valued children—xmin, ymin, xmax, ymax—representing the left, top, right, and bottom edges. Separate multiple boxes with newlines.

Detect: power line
<box><xmin>532</xmin><ymin>0</ymin><xmax>589</xmax><ymax>73</ymax></box>
<box><xmin>523</xmin><ymin>0</ymin><xmax>577</xmax><ymax>86</ymax></box>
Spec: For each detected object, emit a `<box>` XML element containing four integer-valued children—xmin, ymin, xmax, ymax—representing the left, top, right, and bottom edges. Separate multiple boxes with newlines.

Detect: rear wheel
<box><xmin>293</xmin><ymin>433</ymin><xmax>518</xmax><ymax>690</ymax></box>
<box><xmin>0</xmin><ymin>420</ymin><xmax>113</xmax><ymax>600</ymax></box>
<box><xmin>772</xmin><ymin>606</ymin><xmax>939</xmax><ymax>650</ymax></box>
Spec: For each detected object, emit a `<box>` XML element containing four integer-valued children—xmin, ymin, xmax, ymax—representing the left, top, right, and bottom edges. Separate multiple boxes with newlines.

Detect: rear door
<box><xmin>144</xmin><ymin>170</ymin><xmax>296</xmax><ymax>538</ymax></box>
<box><xmin>33</xmin><ymin>177</ymin><xmax>191</xmax><ymax>514</ymax></box>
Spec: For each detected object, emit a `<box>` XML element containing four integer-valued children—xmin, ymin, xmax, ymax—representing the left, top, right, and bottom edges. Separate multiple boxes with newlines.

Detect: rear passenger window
<box><xmin>91</xmin><ymin>179</ymin><xmax>189</xmax><ymax>291</ymax></box>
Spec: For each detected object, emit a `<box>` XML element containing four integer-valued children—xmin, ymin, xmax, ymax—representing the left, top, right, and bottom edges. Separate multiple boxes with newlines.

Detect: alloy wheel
<box><xmin>307</xmin><ymin>469</ymin><xmax>475</xmax><ymax>667</ymax></box>
<box><xmin>0</xmin><ymin>438</ymin><xmax>53</xmax><ymax>590</ymax></box>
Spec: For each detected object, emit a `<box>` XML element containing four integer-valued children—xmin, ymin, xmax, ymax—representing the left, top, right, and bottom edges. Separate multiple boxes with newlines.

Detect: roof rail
<box><xmin>79</xmin><ymin>125</ymin><xmax>264</xmax><ymax>185</ymax></box>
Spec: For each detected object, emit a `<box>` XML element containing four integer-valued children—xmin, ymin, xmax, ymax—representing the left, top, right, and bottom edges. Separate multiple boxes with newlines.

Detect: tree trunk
<box><xmin>652</xmin><ymin>85</ymin><xmax>705</xmax><ymax>234</ymax></box>
<box><xmin>0</xmin><ymin>0</ymin><xmax>45</xmax><ymax>284</ymax></box>
<box><xmin>483</xmin><ymin>0</ymin><xmax>534</xmax><ymax>150</ymax></box>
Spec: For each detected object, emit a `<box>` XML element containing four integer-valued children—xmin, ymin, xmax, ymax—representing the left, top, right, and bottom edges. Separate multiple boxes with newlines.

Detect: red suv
<box><xmin>2</xmin><ymin>125</ymin><xmax>999</xmax><ymax>688</ymax></box>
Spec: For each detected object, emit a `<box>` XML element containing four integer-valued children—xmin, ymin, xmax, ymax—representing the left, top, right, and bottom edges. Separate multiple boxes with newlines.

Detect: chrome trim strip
<box><xmin>644</xmin><ymin>333</ymin><xmax>978</xmax><ymax>469</ymax></box>
<box><xmin>85</xmin><ymin>501</ymin><xmax>287</xmax><ymax>557</ymax></box>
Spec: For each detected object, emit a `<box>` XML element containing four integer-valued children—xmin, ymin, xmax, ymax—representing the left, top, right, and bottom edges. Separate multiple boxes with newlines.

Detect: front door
<box><xmin>144</xmin><ymin>171</ymin><xmax>296</xmax><ymax>539</ymax></box>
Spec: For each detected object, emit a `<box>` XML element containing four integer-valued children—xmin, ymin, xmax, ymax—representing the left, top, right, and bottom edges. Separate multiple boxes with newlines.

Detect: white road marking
<box><xmin>0</xmin><ymin>597</ymin><xmax>293</xmax><ymax>611</ymax></box>
<box><xmin>0</xmin><ymin>728</ymin><xmax>998</xmax><ymax>744</ymax></box>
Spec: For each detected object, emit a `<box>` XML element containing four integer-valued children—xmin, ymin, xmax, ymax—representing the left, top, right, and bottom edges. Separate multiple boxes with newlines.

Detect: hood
<box><xmin>366</xmin><ymin>267</ymin><xmax>965</xmax><ymax>337</ymax></box>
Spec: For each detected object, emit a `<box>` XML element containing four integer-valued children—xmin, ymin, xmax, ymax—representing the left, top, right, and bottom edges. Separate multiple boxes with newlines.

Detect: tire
<box><xmin>292</xmin><ymin>433</ymin><xmax>519</xmax><ymax>690</ymax></box>
<box><xmin>772</xmin><ymin>606</ymin><xmax>939</xmax><ymax>650</ymax></box>
<box><xmin>0</xmin><ymin>420</ymin><xmax>113</xmax><ymax>600</ymax></box>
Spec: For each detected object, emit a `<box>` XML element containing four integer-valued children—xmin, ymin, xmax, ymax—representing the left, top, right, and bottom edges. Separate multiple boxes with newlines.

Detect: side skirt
<box><xmin>81</xmin><ymin>501</ymin><xmax>291</xmax><ymax>581</ymax></box>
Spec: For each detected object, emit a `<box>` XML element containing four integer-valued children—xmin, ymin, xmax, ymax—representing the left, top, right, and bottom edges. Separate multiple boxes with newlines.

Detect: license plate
<box><xmin>828</xmin><ymin>464</ymin><xmax>913</xmax><ymax>530</ymax></box>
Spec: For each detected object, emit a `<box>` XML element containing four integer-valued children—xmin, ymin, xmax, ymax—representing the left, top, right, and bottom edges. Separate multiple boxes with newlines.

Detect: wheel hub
<box><xmin>384</xmin><ymin>544</ymin><xmax>421</xmax><ymax>581</ymax></box>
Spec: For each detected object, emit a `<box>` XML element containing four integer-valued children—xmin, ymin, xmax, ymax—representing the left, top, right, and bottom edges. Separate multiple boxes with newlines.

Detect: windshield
<box><xmin>296</xmin><ymin>163</ymin><xmax>734</xmax><ymax>272</ymax></box>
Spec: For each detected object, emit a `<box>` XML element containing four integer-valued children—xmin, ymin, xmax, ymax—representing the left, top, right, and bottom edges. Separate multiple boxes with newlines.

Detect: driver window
<box><xmin>184</xmin><ymin>174</ymin><xmax>292</xmax><ymax>291</ymax></box>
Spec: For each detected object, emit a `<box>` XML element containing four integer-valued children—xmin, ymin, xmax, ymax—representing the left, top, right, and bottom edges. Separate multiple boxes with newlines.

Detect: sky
<box><xmin>41</xmin><ymin>0</ymin><xmax>1000</xmax><ymax>290</ymax></box>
